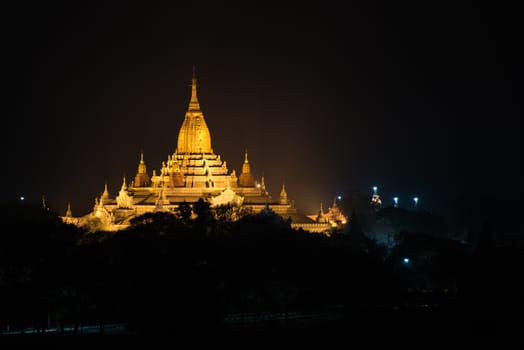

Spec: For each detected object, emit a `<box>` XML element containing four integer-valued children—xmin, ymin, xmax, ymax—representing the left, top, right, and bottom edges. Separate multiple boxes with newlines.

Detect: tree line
<box><xmin>0</xmin><ymin>199</ymin><xmax>522</xmax><ymax>338</ymax></box>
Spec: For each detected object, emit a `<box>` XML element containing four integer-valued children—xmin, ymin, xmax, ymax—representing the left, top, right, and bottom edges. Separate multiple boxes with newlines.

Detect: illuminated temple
<box><xmin>63</xmin><ymin>71</ymin><xmax>344</xmax><ymax>233</ymax></box>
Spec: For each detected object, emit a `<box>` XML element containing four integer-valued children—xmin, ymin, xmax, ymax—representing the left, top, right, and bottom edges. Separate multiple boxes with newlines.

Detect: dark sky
<box><xmin>3</xmin><ymin>2</ymin><xmax>522</xmax><ymax>217</ymax></box>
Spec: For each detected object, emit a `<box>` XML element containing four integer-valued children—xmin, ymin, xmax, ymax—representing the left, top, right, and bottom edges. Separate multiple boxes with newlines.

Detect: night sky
<box><xmin>3</xmin><ymin>2</ymin><xmax>522</xmax><ymax>218</ymax></box>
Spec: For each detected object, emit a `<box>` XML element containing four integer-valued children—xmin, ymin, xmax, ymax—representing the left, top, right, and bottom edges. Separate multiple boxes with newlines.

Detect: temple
<box><xmin>63</xmin><ymin>71</ymin><xmax>344</xmax><ymax>234</ymax></box>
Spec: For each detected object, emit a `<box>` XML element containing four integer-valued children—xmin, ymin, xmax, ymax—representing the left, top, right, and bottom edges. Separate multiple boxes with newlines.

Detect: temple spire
<box><xmin>102</xmin><ymin>181</ymin><xmax>109</xmax><ymax>198</ymax></box>
<box><xmin>280</xmin><ymin>182</ymin><xmax>288</xmax><ymax>204</ymax></box>
<box><xmin>239</xmin><ymin>148</ymin><xmax>255</xmax><ymax>187</ymax></box>
<box><xmin>241</xmin><ymin>149</ymin><xmax>251</xmax><ymax>174</ymax></box>
<box><xmin>137</xmin><ymin>151</ymin><xmax>147</xmax><ymax>174</ymax></box>
<box><xmin>188</xmin><ymin>65</ymin><xmax>201</xmax><ymax>111</ymax></box>
<box><xmin>66</xmin><ymin>202</ymin><xmax>72</xmax><ymax>217</ymax></box>
<box><xmin>316</xmin><ymin>201</ymin><xmax>328</xmax><ymax>223</ymax></box>
<box><xmin>261</xmin><ymin>175</ymin><xmax>266</xmax><ymax>191</ymax></box>
<box><xmin>177</xmin><ymin>68</ymin><xmax>212</xmax><ymax>154</ymax></box>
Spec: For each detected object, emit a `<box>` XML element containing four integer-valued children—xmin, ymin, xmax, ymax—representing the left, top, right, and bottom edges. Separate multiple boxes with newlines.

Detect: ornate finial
<box><xmin>280</xmin><ymin>182</ymin><xmax>288</xmax><ymax>204</ymax></box>
<box><xmin>102</xmin><ymin>181</ymin><xmax>109</xmax><ymax>198</ymax></box>
<box><xmin>189</xmin><ymin>66</ymin><xmax>200</xmax><ymax>111</ymax></box>
<box><xmin>66</xmin><ymin>202</ymin><xmax>72</xmax><ymax>217</ymax></box>
<box><xmin>137</xmin><ymin>151</ymin><xmax>147</xmax><ymax>174</ymax></box>
<box><xmin>241</xmin><ymin>148</ymin><xmax>252</xmax><ymax>175</ymax></box>
<box><xmin>121</xmin><ymin>176</ymin><xmax>127</xmax><ymax>190</ymax></box>
<box><xmin>317</xmin><ymin>201</ymin><xmax>328</xmax><ymax>223</ymax></box>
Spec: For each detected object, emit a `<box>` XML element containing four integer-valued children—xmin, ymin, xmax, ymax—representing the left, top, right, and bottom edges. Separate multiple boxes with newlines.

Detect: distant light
<box><xmin>413</xmin><ymin>197</ymin><xmax>419</xmax><ymax>206</ymax></box>
<box><xmin>256</xmin><ymin>184</ymin><xmax>261</xmax><ymax>188</ymax></box>
<box><xmin>393</xmin><ymin>197</ymin><xmax>398</xmax><ymax>207</ymax></box>
<box><xmin>20</xmin><ymin>196</ymin><xmax>25</xmax><ymax>201</ymax></box>
<box><xmin>403</xmin><ymin>258</ymin><xmax>410</xmax><ymax>264</ymax></box>
<box><xmin>372</xmin><ymin>186</ymin><xmax>378</xmax><ymax>193</ymax></box>
<box><xmin>337</xmin><ymin>195</ymin><xmax>342</xmax><ymax>200</ymax></box>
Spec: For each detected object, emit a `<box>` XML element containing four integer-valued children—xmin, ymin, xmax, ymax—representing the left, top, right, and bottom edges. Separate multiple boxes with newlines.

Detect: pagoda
<box><xmin>63</xmin><ymin>70</ymin><xmax>332</xmax><ymax>233</ymax></box>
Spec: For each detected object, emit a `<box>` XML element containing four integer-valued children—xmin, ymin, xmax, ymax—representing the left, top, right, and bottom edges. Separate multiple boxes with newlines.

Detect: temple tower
<box><xmin>238</xmin><ymin>149</ymin><xmax>256</xmax><ymax>187</ymax></box>
<box><xmin>177</xmin><ymin>68</ymin><xmax>212</xmax><ymax>154</ymax></box>
<box><xmin>134</xmin><ymin>151</ymin><xmax>151</xmax><ymax>187</ymax></box>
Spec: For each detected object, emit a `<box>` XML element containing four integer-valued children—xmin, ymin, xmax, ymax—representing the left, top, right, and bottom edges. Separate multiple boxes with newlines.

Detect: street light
<box><xmin>393</xmin><ymin>197</ymin><xmax>398</xmax><ymax>208</ymax></box>
<box><xmin>413</xmin><ymin>197</ymin><xmax>419</xmax><ymax>207</ymax></box>
<box><xmin>372</xmin><ymin>186</ymin><xmax>378</xmax><ymax>195</ymax></box>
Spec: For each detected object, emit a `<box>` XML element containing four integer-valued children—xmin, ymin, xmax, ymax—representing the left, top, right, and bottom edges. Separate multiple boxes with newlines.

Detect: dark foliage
<box><xmin>0</xmin><ymin>201</ymin><xmax>522</xmax><ymax>341</ymax></box>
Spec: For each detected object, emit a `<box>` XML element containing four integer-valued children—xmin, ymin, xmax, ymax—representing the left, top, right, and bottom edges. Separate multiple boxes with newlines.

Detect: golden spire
<box><xmin>241</xmin><ymin>149</ymin><xmax>251</xmax><ymax>174</ymax></box>
<box><xmin>261</xmin><ymin>175</ymin><xmax>266</xmax><ymax>190</ymax></box>
<box><xmin>238</xmin><ymin>149</ymin><xmax>255</xmax><ymax>187</ymax></box>
<box><xmin>177</xmin><ymin>68</ymin><xmax>213</xmax><ymax>154</ymax></box>
<box><xmin>280</xmin><ymin>182</ymin><xmax>288</xmax><ymax>204</ymax></box>
<box><xmin>102</xmin><ymin>181</ymin><xmax>109</xmax><ymax>198</ymax></box>
<box><xmin>317</xmin><ymin>201</ymin><xmax>328</xmax><ymax>223</ymax></box>
<box><xmin>66</xmin><ymin>202</ymin><xmax>72</xmax><ymax>217</ymax></box>
<box><xmin>188</xmin><ymin>65</ymin><xmax>201</xmax><ymax>111</ymax></box>
<box><xmin>137</xmin><ymin>151</ymin><xmax>147</xmax><ymax>174</ymax></box>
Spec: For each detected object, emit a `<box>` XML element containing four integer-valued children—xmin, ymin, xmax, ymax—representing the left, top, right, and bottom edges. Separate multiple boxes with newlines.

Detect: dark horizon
<box><xmin>3</xmin><ymin>3</ymin><xmax>522</xmax><ymax>219</ymax></box>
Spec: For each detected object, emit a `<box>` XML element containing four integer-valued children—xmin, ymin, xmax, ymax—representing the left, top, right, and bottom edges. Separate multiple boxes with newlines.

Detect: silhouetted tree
<box><xmin>193</xmin><ymin>198</ymin><xmax>214</xmax><ymax>229</ymax></box>
<box><xmin>176</xmin><ymin>200</ymin><xmax>192</xmax><ymax>224</ymax></box>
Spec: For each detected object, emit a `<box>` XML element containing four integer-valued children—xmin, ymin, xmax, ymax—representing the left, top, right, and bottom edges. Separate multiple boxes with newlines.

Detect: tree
<box><xmin>193</xmin><ymin>198</ymin><xmax>214</xmax><ymax>228</ymax></box>
<box><xmin>176</xmin><ymin>201</ymin><xmax>192</xmax><ymax>224</ymax></box>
